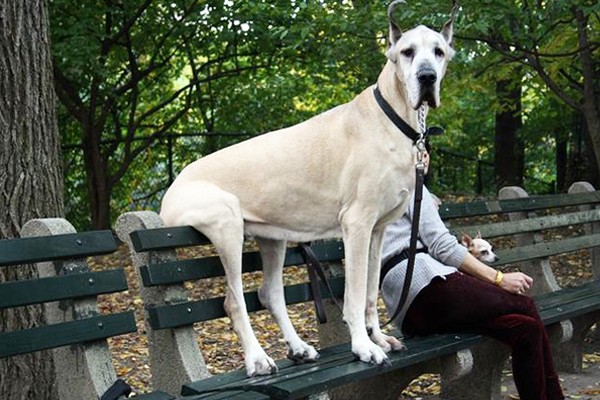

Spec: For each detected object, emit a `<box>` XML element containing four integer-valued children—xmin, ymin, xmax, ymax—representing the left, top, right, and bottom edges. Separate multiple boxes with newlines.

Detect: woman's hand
<box><xmin>500</xmin><ymin>271</ymin><xmax>533</xmax><ymax>295</ymax></box>
<box><xmin>459</xmin><ymin>253</ymin><xmax>534</xmax><ymax>295</ymax></box>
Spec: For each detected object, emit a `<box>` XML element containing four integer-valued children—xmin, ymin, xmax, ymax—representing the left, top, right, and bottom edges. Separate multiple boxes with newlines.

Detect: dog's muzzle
<box><xmin>417</xmin><ymin>68</ymin><xmax>438</xmax><ymax>108</ymax></box>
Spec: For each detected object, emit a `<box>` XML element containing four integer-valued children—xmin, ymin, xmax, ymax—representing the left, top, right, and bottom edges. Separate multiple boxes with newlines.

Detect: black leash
<box><xmin>299</xmin><ymin>242</ymin><xmax>344</xmax><ymax>323</ymax></box>
<box><xmin>373</xmin><ymin>85</ymin><xmax>434</xmax><ymax>327</ymax></box>
<box><xmin>379</xmin><ymin>247</ymin><xmax>428</xmax><ymax>288</ymax></box>
<box><xmin>100</xmin><ymin>379</ymin><xmax>132</xmax><ymax>400</ymax></box>
<box><xmin>383</xmin><ymin>162</ymin><xmax>426</xmax><ymax>327</ymax></box>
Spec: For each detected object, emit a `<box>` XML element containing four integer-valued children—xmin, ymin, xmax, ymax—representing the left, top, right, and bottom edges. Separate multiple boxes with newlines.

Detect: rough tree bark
<box><xmin>0</xmin><ymin>0</ymin><xmax>65</xmax><ymax>399</ymax></box>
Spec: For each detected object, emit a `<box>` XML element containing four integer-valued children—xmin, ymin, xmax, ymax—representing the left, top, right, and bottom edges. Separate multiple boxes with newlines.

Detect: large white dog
<box><xmin>161</xmin><ymin>0</ymin><xmax>457</xmax><ymax>376</ymax></box>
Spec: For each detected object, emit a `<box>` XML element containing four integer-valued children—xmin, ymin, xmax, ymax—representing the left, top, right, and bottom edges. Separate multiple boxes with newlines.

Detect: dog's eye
<box><xmin>481</xmin><ymin>250</ymin><xmax>489</xmax><ymax>255</ymax></box>
<box><xmin>434</xmin><ymin>47</ymin><xmax>445</xmax><ymax>57</ymax></box>
<box><xmin>401</xmin><ymin>48</ymin><xmax>414</xmax><ymax>58</ymax></box>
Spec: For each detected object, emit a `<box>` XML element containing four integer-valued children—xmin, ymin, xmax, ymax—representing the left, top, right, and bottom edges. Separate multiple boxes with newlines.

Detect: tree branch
<box><xmin>526</xmin><ymin>52</ymin><xmax>580</xmax><ymax>110</ymax></box>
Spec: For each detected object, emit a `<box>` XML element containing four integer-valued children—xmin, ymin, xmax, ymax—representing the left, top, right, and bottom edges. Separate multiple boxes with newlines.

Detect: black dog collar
<box><xmin>373</xmin><ymin>86</ymin><xmax>444</xmax><ymax>142</ymax></box>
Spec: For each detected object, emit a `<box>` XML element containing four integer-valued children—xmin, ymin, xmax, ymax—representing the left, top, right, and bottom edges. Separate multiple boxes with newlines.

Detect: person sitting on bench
<box><xmin>380</xmin><ymin>145</ymin><xmax>564</xmax><ymax>400</ymax></box>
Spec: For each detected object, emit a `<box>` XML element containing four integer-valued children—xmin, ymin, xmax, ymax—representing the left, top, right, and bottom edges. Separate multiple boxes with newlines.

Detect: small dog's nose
<box><xmin>417</xmin><ymin>68</ymin><xmax>437</xmax><ymax>85</ymax></box>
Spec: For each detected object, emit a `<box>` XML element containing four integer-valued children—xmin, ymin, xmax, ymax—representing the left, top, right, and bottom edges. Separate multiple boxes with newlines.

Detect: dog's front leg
<box><xmin>256</xmin><ymin>238</ymin><xmax>319</xmax><ymax>363</ymax></box>
<box><xmin>365</xmin><ymin>227</ymin><xmax>405</xmax><ymax>352</ymax></box>
<box><xmin>341</xmin><ymin>212</ymin><xmax>390</xmax><ymax>366</ymax></box>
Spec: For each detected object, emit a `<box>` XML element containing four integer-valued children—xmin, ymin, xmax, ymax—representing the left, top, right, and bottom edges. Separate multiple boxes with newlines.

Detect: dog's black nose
<box><xmin>417</xmin><ymin>68</ymin><xmax>437</xmax><ymax>85</ymax></box>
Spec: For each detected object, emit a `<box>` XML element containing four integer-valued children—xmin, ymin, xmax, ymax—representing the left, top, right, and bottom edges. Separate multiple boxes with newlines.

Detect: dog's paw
<box><xmin>370</xmin><ymin>332</ymin><xmax>405</xmax><ymax>353</ymax></box>
<box><xmin>286</xmin><ymin>341</ymin><xmax>320</xmax><ymax>363</ymax></box>
<box><xmin>245</xmin><ymin>352</ymin><xmax>278</xmax><ymax>377</ymax></box>
<box><xmin>352</xmin><ymin>340</ymin><xmax>391</xmax><ymax>366</ymax></box>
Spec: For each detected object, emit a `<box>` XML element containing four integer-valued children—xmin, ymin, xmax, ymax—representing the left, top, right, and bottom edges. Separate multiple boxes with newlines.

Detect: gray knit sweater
<box><xmin>381</xmin><ymin>186</ymin><xmax>468</xmax><ymax>332</ymax></box>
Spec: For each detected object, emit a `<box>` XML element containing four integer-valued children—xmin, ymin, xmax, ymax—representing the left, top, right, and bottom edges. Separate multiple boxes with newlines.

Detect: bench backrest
<box><xmin>134</xmin><ymin>186</ymin><xmax>600</xmax><ymax>318</ymax></box>
<box><xmin>129</xmin><ymin>227</ymin><xmax>344</xmax><ymax>329</ymax></box>
<box><xmin>440</xmin><ymin>186</ymin><xmax>600</xmax><ymax>274</ymax></box>
<box><xmin>0</xmin><ymin>229</ymin><xmax>136</xmax><ymax>358</ymax></box>
<box><xmin>0</xmin><ymin>219</ymin><xmax>136</xmax><ymax>400</ymax></box>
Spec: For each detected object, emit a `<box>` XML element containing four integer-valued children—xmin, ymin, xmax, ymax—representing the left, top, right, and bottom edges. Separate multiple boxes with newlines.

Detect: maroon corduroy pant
<box><xmin>402</xmin><ymin>272</ymin><xmax>564</xmax><ymax>400</ymax></box>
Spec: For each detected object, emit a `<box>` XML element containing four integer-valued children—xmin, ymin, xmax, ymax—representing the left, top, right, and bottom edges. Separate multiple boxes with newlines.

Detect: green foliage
<box><xmin>49</xmin><ymin>0</ymin><xmax>598</xmax><ymax>228</ymax></box>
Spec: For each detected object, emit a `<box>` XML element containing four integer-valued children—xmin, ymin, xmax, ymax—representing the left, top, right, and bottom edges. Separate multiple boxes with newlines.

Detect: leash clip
<box><xmin>415</xmin><ymin>104</ymin><xmax>428</xmax><ymax>168</ymax></box>
<box><xmin>416</xmin><ymin>136</ymin><xmax>426</xmax><ymax>167</ymax></box>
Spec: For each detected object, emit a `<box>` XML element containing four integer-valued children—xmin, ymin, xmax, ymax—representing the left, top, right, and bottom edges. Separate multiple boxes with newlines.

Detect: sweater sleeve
<box><xmin>414</xmin><ymin>187</ymin><xmax>468</xmax><ymax>268</ymax></box>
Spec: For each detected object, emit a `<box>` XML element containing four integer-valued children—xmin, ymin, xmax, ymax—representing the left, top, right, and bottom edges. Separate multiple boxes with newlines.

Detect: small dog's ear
<box><xmin>476</xmin><ymin>230</ymin><xmax>482</xmax><ymax>239</ymax></box>
<box><xmin>461</xmin><ymin>233</ymin><xmax>472</xmax><ymax>247</ymax></box>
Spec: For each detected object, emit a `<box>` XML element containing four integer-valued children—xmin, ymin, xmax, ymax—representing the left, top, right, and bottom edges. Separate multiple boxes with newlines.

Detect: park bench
<box><xmin>116</xmin><ymin>181</ymin><xmax>600</xmax><ymax>399</ymax></box>
<box><xmin>0</xmin><ymin>218</ymin><xmax>177</xmax><ymax>400</ymax></box>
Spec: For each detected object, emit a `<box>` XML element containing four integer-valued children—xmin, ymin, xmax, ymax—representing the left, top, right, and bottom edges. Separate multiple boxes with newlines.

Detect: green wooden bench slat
<box><xmin>540</xmin><ymin>294</ymin><xmax>600</xmax><ymax>325</ymax></box>
<box><xmin>147</xmin><ymin>278</ymin><xmax>345</xmax><ymax>329</ymax></box>
<box><xmin>186</xmin><ymin>390</ymin><xmax>270</xmax><ymax>399</ymax></box>
<box><xmin>0</xmin><ymin>230</ymin><xmax>117</xmax><ymax>267</ymax></box>
<box><xmin>181</xmin><ymin>367</ymin><xmax>266</xmax><ymax>396</ymax></box>
<box><xmin>457</xmin><ymin>209</ymin><xmax>600</xmax><ymax>239</ymax></box>
<box><xmin>0</xmin><ymin>312</ymin><xmax>137</xmax><ymax>358</ymax></box>
<box><xmin>140</xmin><ymin>257</ymin><xmax>238</xmax><ymax>287</ymax></box>
<box><xmin>130</xmin><ymin>226</ymin><xmax>211</xmax><ymax>251</ymax></box>
<box><xmin>439</xmin><ymin>191</ymin><xmax>600</xmax><ymax>219</ymax></box>
<box><xmin>536</xmin><ymin>282</ymin><xmax>600</xmax><ymax>325</ymax></box>
<box><xmin>131</xmin><ymin>390</ymin><xmax>176</xmax><ymax>400</ymax></box>
<box><xmin>536</xmin><ymin>281</ymin><xmax>600</xmax><ymax>310</ymax></box>
<box><xmin>140</xmin><ymin>241</ymin><xmax>345</xmax><ymax>286</ymax></box>
<box><xmin>0</xmin><ymin>269</ymin><xmax>128</xmax><ymax>309</ymax></box>
<box><xmin>491</xmin><ymin>233</ymin><xmax>600</xmax><ymax>267</ymax></box>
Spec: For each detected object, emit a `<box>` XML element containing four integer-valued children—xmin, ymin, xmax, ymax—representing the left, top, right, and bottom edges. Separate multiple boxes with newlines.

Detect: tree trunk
<box><xmin>0</xmin><ymin>0</ymin><xmax>64</xmax><ymax>398</ymax></box>
<box><xmin>555</xmin><ymin>130</ymin><xmax>567</xmax><ymax>192</ymax></box>
<box><xmin>494</xmin><ymin>74</ymin><xmax>523</xmax><ymax>190</ymax></box>
<box><xmin>573</xmin><ymin>7</ymin><xmax>600</xmax><ymax>185</ymax></box>
<box><xmin>82</xmin><ymin>121</ymin><xmax>112</xmax><ymax>230</ymax></box>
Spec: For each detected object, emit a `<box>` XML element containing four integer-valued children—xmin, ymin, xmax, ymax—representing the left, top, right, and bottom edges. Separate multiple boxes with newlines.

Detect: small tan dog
<box><xmin>161</xmin><ymin>1</ymin><xmax>457</xmax><ymax>376</ymax></box>
<box><xmin>461</xmin><ymin>232</ymin><xmax>499</xmax><ymax>263</ymax></box>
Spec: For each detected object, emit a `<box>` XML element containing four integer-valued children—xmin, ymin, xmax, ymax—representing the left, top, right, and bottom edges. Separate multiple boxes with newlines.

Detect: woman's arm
<box><xmin>459</xmin><ymin>252</ymin><xmax>533</xmax><ymax>295</ymax></box>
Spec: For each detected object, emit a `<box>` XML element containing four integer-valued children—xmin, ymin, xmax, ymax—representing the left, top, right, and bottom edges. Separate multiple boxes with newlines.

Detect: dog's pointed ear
<box><xmin>461</xmin><ymin>233</ymin><xmax>472</xmax><ymax>247</ymax></box>
<box><xmin>476</xmin><ymin>230</ymin><xmax>482</xmax><ymax>239</ymax></box>
<box><xmin>386</xmin><ymin>0</ymin><xmax>405</xmax><ymax>62</ymax></box>
<box><xmin>441</xmin><ymin>0</ymin><xmax>459</xmax><ymax>47</ymax></box>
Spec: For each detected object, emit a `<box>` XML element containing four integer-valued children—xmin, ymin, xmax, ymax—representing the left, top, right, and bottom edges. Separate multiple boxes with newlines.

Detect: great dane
<box><xmin>160</xmin><ymin>0</ymin><xmax>457</xmax><ymax>376</ymax></box>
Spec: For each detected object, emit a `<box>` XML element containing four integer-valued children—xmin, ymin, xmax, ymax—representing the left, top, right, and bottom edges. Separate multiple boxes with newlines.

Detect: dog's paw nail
<box><xmin>287</xmin><ymin>350</ymin><xmax>301</xmax><ymax>362</ymax></box>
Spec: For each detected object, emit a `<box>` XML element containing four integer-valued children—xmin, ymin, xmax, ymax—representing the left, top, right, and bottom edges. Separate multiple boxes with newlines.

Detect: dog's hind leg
<box><xmin>256</xmin><ymin>238</ymin><xmax>320</xmax><ymax>363</ymax></box>
<box><xmin>164</xmin><ymin>183</ymin><xmax>277</xmax><ymax>377</ymax></box>
<box><xmin>365</xmin><ymin>227</ymin><xmax>405</xmax><ymax>352</ymax></box>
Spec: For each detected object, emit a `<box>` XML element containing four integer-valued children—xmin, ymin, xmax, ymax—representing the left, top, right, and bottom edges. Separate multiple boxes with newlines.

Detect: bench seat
<box><xmin>179</xmin><ymin>279</ymin><xmax>600</xmax><ymax>399</ymax></box>
<box><xmin>182</xmin><ymin>333</ymin><xmax>480</xmax><ymax>399</ymax></box>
